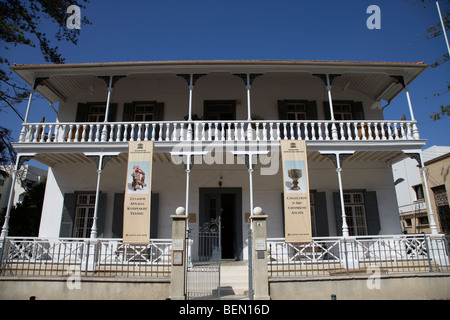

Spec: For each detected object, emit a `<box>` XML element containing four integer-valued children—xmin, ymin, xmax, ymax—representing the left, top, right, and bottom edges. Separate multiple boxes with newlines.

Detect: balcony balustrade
<box><xmin>17</xmin><ymin>119</ymin><xmax>420</xmax><ymax>145</ymax></box>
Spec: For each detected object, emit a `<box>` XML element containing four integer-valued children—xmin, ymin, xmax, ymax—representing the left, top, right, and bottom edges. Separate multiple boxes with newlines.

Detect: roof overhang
<box><xmin>10</xmin><ymin>59</ymin><xmax>427</xmax><ymax>104</ymax></box>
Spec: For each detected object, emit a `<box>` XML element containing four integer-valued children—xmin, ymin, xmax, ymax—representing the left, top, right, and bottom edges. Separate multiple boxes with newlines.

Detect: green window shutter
<box><xmin>96</xmin><ymin>193</ymin><xmax>107</xmax><ymax>238</ymax></box>
<box><xmin>155</xmin><ymin>103</ymin><xmax>164</xmax><ymax>121</ymax></box>
<box><xmin>314</xmin><ymin>192</ymin><xmax>329</xmax><ymax>237</ymax></box>
<box><xmin>60</xmin><ymin>193</ymin><xmax>76</xmax><ymax>237</ymax></box>
<box><xmin>108</xmin><ymin>103</ymin><xmax>117</xmax><ymax>122</ymax></box>
<box><xmin>351</xmin><ymin>102</ymin><xmax>365</xmax><ymax>120</ymax></box>
<box><xmin>323</xmin><ymin>102</ymin><xmax>331</xmax><ymax>120</ymax></box>
<box><xmin>364</xmin><ymin>191</ymin><xmax>381</xmax><ymax>235</ymax></box>
<box><xmin>277</xmin><ymin>100</ymin><xmax>287</xmax><ymax>120</ymax></box>
<box><xmin>306</xmin><ymin>101</ymin><xmax>318</xmax><ymax>120</ymax></box>
<box><xmin>75</xmin><ymin>103</ymin><xmax>89</xmax><ymax>122</ymax></box>
<box><xmin>122</xmin><ymin>103</ymin><xmax>134</xmax><ymax>121</ymax></box>
<box><xmin>333</xmin><ymin>192</ymin><xmax>343</xmax><ymax>236</ymax></box>
<box><xmin>150</xmin><ymin>193</ymin><xmax>159</xmax><ymax>239</ymax></box>
<box><xmin>112</xmin><ymin>193</ymin><xmax>124</xmax><ymax>238</ymax></box>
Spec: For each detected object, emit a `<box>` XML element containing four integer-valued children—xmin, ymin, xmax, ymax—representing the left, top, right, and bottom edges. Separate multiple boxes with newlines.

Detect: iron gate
<box><xmin>186</xmin><ymin>217</ymin><xmax>222</xmax><ymax>300</ymax></box>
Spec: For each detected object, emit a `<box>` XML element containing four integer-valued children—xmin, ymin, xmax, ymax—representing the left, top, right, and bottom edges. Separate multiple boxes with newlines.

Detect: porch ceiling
<box><xmin>33</xmin><ymin>151</ymin><xmax>173</xmax><ymax>167</ymax></box>
<box><xmin>10</xmin><ymin>60</ymin><xmax>427</xmax><ymax>104</ymax></box>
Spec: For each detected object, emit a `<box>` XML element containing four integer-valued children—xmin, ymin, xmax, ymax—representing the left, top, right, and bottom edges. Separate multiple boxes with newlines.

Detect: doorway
<box><xmin>199</xmin><ymin>188</ymin><xmax>242</xmax><ymax>260</ymax></box>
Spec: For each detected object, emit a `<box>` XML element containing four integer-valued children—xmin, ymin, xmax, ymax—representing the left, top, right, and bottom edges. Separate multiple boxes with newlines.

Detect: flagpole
<box><xmin>436</xmin><ymin>1</ymin><xmax>450</xmax><ymax>55</ymax></box>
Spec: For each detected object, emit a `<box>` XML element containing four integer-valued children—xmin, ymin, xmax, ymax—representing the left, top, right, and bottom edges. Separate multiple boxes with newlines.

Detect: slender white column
<box><xmin>419</xmin><ymin>153</ymin><xmax>439</xmax><ymax>235</ymax></box>
<box><xmin>249</xmin><ymin>160</ymin><xmax>254</xmax><ymax>218</ymax></box>
<box><xmin>0</xmin><ymin>158</ymin><xmax>21</xmax><ymax>239</ymax></box>
<box><xmin>247</xmin><ymin>74</ymin><xmax>252</xmax><ymax>121</ymax></box>
<box><xmin>90</xmin><ymin>154</ymin><xmax>103</xmax><ymax>239</ymax></box>
<box><xmin>19</xmin><ymin>79</ymin><xmax>36</xmax><ymax>142</ymax></box>
<box><xmin>336</xmin><ymin>154</ymin><xmax>349</xmax><ymax>237</ymax></box>
<box><xmin>24</xmin><ymin>79</ymin><xmax>36</xmax><ymax>123</ymax></box>
<box><xmin>185</xmin><ymin>155</ymin><xmax>192</xmax><ymax>220</ymax></box>
<box><xmin>101</xmin><ymin>76</ymin><xmax>113</xmax><ymax>142</ymax></box>
<box><xmin>404</xmin><ymin>86</ymin><xmax>420</xmax><ymax>139</ymax></box>
<box><xmin>326</xmin><ymin>75</ymin><xmax>338</xmax><ymax>140</ymax></box>
<box><xmin>104</xmin><ymin>76</ymin><xmax>113</xmax><ymax>122</ymax></box>
<box><xmin>188</xmin><ymin>74</ymin><xmax>194</xmax><ymax>121</ymax></box>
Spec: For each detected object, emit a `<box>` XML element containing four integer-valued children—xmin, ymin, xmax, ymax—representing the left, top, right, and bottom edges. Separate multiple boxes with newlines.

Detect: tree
<box><xmin>0</xmin><ymin>0</ymin><xmax>91</xmax><ymax>165</ymax></box>
<box><xmin>0</xmin><ymin>179</ymin><xmax>46</xmax><ymax>236</ymax></box>
<box><xmin>410</xmin><ymin>1</ymin><xmax>450</xmax><ymax>121</ymax></box>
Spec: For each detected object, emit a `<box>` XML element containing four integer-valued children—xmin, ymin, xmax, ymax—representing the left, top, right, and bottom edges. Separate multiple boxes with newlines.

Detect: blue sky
<box><xmin>1</xmin><ymin>0</ymin><xmax>449</xmax><ymax>159</ymax></box>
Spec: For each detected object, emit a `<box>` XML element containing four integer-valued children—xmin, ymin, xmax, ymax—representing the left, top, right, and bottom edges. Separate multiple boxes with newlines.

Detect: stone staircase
<box><xmin>220</xmin><ymin>260</ymin><xmax>249</xmax><ymax>299</ymax></box>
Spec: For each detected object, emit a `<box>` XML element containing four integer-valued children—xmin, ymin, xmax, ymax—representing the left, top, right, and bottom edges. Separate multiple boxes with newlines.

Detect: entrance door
<box><xmin>200</xmin><ymin>188</ymin><xmax>242</xmax><ymax>260</ymax></box>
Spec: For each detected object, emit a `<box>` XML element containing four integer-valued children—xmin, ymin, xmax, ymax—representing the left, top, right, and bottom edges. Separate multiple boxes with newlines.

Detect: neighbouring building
<box><xmin>393</xmin><ymin>146</ymin><xmax>450</xmax><ymax>235</ymax></box>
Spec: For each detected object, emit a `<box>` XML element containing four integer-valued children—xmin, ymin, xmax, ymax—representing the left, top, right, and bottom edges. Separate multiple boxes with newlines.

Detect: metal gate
<box><xmin>186</xmin><ymin>217</ymin><xmax>222</xmax><ymax>300</ymax></box>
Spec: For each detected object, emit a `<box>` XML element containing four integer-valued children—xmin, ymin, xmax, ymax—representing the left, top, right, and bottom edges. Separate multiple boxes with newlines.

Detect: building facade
<box><xmin>2</xmin><ymin>60</ymin><xmax>449</xmax><ymax>300</ymax></box>
<box><xmin>3</xmin><ymin>60</ymin><xmax>439</xmax><ymax>251</ymax></box>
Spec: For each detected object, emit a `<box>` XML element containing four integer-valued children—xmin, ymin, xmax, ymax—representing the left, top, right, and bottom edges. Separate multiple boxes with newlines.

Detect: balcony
<box><xmin>17</xmin><ymin>119</ymin><xmax>420</xmax><ymax>145</ymax></box>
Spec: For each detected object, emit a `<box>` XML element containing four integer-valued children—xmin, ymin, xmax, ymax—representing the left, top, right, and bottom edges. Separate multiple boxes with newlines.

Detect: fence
<box><xmin>268</xmin><ymin>234</ymin><xmax>450</xmax><ymax>278</ymax></box>
<box><xmin>0</xmin><ymin>237</ymin><xmax>172</xmax><ymax>278</ymax></box>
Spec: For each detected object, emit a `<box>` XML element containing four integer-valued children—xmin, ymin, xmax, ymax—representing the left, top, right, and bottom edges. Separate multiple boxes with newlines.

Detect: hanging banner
<box><xmin>281</xmin><ymin>140</ymin><xmax>312</xmax><ymax>243</ymax></box>
<box><xmin>123</xmin><ymin>141</ymin><xmax>154</xmax><ymax>243</ymax></box>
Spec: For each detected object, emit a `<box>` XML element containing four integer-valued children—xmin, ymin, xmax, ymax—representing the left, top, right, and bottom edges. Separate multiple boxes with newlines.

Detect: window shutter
<box><xmin>96</xmin><ymin>193</ymin><xmax>107</xmax><ymax>238</ymax></box>
<box><xmin>122</xmin><ymin>103</ymin><xmax>134</xmax><ymax>121</ymax></box>
<box><xmin>333</xmin><ymin>192</ymin><xmax>343</xmax><ymax>236</ymax></box>
<box><xmin>351</xmin><ymin>102</ymin><xmax>365</xmax><ymax>120</ymax></box>
<box><xmin>75</xmin><ymin>103</ymin><xmax>89</xmax><ymax>122</ymax></box>
<box><xmin>150</xmin><ymin>193</ymin><xmax>159</xmax><ymax>239</ymax></box>
<box><xmin>306</xmin><ymin>101</ymin><xmax>318</xmax><ymax>120</ymax></box>
<box><xmin>60</xmin><ymin>193</ymin><xmax>76</xmax><ymax>237</ymax></box>
<box><xmin>155</xmin><ymin>103</ymin><xmax>164</xmax><ymax>121</ymax></box>
<box><xmin>364</xmin><ymin>191</ymin><xmax>381</xmax><ymax>235</ymax></box>
<box><xmin>108</xmin><ymin>103</ymin><xmax>117</xmax><ymax>122</ymax></box>
<box><xmin>314</xmin><ymin>192</ymin><xmax>329</xmax><ymax>236</ymax></box>
<box><xmin>323</xmin><ymin>102</ymin><xmax>331</xmax><ymax>120</ymax></box>
<box><xmin>277</xmin><ymin>100</ymin><xmax>287</xmax><ymax>120</ymax></box>
<box><xmin>112</xmin><ymin>193</ymin><xmax>124</xmax><ymax>238</ymax></box>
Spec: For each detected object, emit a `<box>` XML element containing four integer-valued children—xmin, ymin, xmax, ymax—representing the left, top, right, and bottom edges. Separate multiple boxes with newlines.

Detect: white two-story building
<box><xmin>1</xmin><ymin>60</ymin><xmax>448</xmax><ymax>300</ymax></box>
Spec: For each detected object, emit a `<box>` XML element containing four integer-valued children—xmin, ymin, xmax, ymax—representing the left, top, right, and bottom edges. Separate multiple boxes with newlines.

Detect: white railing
<box><xmin>17</xmin><ymin>120</ymin><xmax>420</xmax><ymax>144</ymax></box>
<box><xmin>0</xmin><ymin>237</ymin><xmax>172</xmax><ymax>278</ymax></box>
<box><xmin>267</xmin><ymin>234</ymin><xmax>450</xmax><ymax>277</ymax></box>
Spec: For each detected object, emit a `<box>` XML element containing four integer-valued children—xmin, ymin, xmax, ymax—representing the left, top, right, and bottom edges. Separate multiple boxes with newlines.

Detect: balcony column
<box><xmin>0</xmin><ymin>156</ymin><xmax>32</xmax><ymax>239</ymax></box>
<box><xmin>0</xmin><ymin>158</ymin><xmax>21</xmax><ymax>239</ymax></box>
<box><xmin>335</xmin><ymin>153</ymin><xmax>350</xmax><ymax>237</ymax></box>
<box><xmin>392</xmin><ymin>76</ymin><xmax>420</xmax><ymax>139</ymax></box>
<box><xmin>184</xmin><ymin>155</ymin><xmax>192</xmax><ymax>224</ymax></box>
<box><xmin>322</xmin><ymin>153</ymin><xmax>353</xmax><ymax>237</ymax></box>
<box><xmin>412</xmin><ymin>153</ymin><xmax>439</xmax><ymax>235</ymax></box>
<box><xmin>101</xmin><ymin>76</ymin><xmax>113</xmax><ymax>142</ymax></box>
<box><xmin>404</xmin><ymin>87</ymin><xmax>420</xmax><ymax>139</ymax></box>
<box><xmin>187</xmin><ymin>75</ymin><xmax>194</xmax><ymax>140</ymax></box>
<box><xmin>246</xmin><ymin>74</ymin><xmax>252</xmax><ymax>121</ymax></box>
<box><xmin>326</xmin><ymin>74</ymin><xmax>339</xmax><ymax>140</ymax></box>
<box><xmin>86</xmin><ymin>154</ymin><xmax>115</xmax><ymax>239</ymax></box>
<box><xmin>19</xmin><ymin>78</ymin><xmax>47</xmax><ymax>141</ymax></box>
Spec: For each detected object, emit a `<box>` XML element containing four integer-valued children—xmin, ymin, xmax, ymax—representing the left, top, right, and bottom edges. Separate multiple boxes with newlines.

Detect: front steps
<box><xmin>220</xmin><ymin>260</ymin><xmax>249</xmax><ymax>298</ymax></box>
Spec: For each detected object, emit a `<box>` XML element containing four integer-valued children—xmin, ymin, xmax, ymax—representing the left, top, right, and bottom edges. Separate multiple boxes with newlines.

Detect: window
<box><xmin>286</xmin><ymin>102</ymin><xmax>306</xmax><ymax>120</ymax></box>
<box><xmin>433</xmin><ymin>185</ymin><xmax>450</xmax><ymax>234</ymax></box>
<box><xmin>0</xmin><ymin>179</ymin><xmax>4</xmax><ymax>186</ymax></box>
<box><xmin>413</xmin><ymin>184</ymin><xmax>424</xmax><ymax>201</ymax></box>
<box><xmin>73</xmin><ymin>194</ymin><xmax>96</xmax><ymax>238</ymax></box>
<box><xmin>333</xmin><ymin>103</ymin><xmax>353</xmax><ymax>120</ymax></box>
<box><xmin>134</xmin><ymin>103</ymin><xmax>154</xmax><ymax>121</ymax></box>
<box><xmin>310</xmin><ymin>193</ymin><xmax>316</xmax><ymax>237</ymax></box>
<box><xmin>344</xmin><ymin>192</ymin><xmax>368</xmax><ymax>236</ymax></box>
<box><xmin>87</xmin><ymin>105</ymin><xmax>106</xmax><ymax>122</ymax></box>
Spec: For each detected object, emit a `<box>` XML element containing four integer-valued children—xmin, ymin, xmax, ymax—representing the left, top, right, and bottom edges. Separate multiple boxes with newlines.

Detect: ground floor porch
<box><xmin>35</xmin><ymin>149</ymin><xmax>411</xmax><ymax>261</ymax></box>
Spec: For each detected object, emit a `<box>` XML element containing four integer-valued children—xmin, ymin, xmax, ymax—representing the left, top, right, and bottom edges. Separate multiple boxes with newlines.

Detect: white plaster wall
<box><xmin>55</xmin><ymin>72</ymin><xmax>385</xmax><ymax>124</ymax></box>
